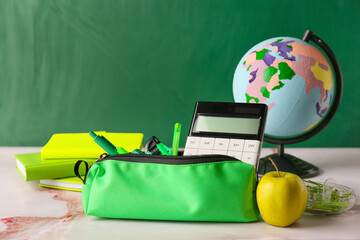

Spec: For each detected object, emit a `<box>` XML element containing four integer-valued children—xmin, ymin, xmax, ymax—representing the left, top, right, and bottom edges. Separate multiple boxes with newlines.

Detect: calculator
<box><xmin>184</xmin><ymin>101</ymin><xmax>268</xmax><ymax>169</ymax></box>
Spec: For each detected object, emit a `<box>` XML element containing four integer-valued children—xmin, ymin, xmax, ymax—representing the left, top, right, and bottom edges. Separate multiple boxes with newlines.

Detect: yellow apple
<box><xmin>256</xmin><ymin>171</ymin><xmax>308</xmax><ymax>227</ymax></box>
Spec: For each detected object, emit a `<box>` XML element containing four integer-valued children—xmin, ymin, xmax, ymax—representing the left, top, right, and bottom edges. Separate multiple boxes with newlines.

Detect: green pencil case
<box><xmin>74</xmin><ymin>154</ymin><xmax>259</xmax><ymax>222</ymax></box>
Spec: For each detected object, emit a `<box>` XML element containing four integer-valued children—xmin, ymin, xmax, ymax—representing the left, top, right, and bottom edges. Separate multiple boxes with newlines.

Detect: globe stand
<box><xmin>258</xmin><ymin>144</ymin><xmax>319</xmax><ymax>178</ymax></box>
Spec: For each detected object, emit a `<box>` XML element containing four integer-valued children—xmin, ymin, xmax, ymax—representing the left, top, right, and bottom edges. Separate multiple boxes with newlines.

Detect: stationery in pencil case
<box><xmin>74</xmin><ymin>154</ymin><xmax>259</xmax><ymax>222</ymax></box>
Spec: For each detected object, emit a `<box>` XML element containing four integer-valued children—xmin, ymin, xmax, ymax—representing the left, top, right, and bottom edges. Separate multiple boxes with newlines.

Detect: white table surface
<box><xmin>0</xmin><ymin>147</ymin><xmax>359</xmax><ymax>240</ymax></box>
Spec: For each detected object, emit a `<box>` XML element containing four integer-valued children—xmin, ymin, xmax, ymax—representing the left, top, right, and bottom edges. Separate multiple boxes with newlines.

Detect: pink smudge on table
<box><xmin>0</xmin><ymin>189</ymin><xmax>84</xmax><ymax>239</ymax></box>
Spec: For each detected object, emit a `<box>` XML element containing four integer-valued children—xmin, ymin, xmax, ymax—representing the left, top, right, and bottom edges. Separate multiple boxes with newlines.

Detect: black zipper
<box><xmin>95</xmin><ymin>153</ymin><xmax>240</xmax><ymax>165</ymax></box>
<box><xmin>76</xmin><ymin>154</ymin><xmax>241</xmax><ymax>184</ymax></box>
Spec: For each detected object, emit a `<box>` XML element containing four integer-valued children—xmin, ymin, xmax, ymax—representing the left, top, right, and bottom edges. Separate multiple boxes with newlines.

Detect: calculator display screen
<box><xmin>193</xmin><ymin>115</ymin><xmax>260</xmax><ymax>135</ymax></box>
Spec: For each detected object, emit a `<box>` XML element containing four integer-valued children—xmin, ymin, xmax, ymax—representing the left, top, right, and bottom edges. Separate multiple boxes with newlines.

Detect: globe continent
<box><xmin>233</xmin><ymin>37</ymin><xmax>334</xmax><ymax>138</ymax></box>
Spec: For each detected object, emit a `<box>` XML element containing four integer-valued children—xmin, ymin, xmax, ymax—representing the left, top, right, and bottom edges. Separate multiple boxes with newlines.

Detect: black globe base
<box><xmin>257</xmin><ymin>145</ymin><xmax>320</xmax><ymax>178</ymax></box>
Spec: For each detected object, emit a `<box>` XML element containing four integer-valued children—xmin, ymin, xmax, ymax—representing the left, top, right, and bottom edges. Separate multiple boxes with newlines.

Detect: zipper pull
<box><xmin>97</xmin><ymin>153</ymin><xmax>110</xmax><ymax>162</ymax></box>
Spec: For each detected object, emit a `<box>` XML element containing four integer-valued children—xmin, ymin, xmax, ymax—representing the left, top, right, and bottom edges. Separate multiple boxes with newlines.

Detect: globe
<box><xmin>233</xmin><ymin>37</ymin><xmax>334</xmax><ymax>138</ymax></box>
<box><xmin>232</xmin><ymin>30</ymin><xmax>342</xmax><ymax>178</ymax></box>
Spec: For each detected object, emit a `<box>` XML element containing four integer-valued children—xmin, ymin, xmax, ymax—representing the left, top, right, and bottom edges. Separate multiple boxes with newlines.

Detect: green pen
<box><xmin>89</xmin><ymin>131</ymin><xmax>118</xmax><ymax>155</ymax></box>
<box><xmin>172</xmin><ymin>123</ymin><xmax>181</xmax><ymax>156</ymax></box>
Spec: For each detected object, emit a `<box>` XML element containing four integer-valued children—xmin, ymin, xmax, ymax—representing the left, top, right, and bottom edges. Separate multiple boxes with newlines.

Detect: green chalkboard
<box><xmin>0</xmin><ymin>0</ymin><xmax>359</xmax><ymax>147</ymax></box>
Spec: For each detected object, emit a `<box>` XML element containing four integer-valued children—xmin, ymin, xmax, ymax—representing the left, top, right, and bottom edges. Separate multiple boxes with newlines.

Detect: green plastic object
<box><xmin>79</xmin><ymin>154</ymin><xmax>259</xmax><ymax>222</ymax></box>
<box><xmin>157</xmin><ymin>142</ymin><xmax>172</xmax><ymax>156</ymax></box>
<box><xmin>116</xmin><ymin>146</ymin><xmax>129</xmax><ymax>154</ymax></box>
<box><xmin>131</xmin><ymin>149</ymin><xmax>144</xmax><ymax>154</ymax></box>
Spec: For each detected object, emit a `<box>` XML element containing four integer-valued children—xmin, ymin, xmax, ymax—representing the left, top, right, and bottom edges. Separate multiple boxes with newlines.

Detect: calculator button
<box><xmin>183</xmin><ymin>148</ymin><xmax>198</xmax><ymax>156</ymax></box>
<box><xmin>185</xmin><ymin>136</ymin><xmax>200</xmax><ymax>149</ymax></box>
<box><xmin>198</xmin><ymin>149</ymin><xmax>213</xmax><ymax>155</ymax></box>
<box><xmin>243</xmin><ymin>140</ymin><xmax>260</xmax><ymax>153</ymax></box>
<box><xmin>212</xmin><ymin>149</ymin><xmax>227</xmax><ymax>155</ymax></box>
<box><xmin>226</xmin><ymin>151</ymin><xmax>242</xmax><ymax>161</ymax></box>
<box><xmin>199</xmin><ymin>138</ymin><xmax>215</xmax><ymax>150</ymax></box>
<box><xmin>213</xmin><ymin>138</ymin><xmax>230</xmax><ymax>150</ymax></box>
<box><xmin>228</xmin><ymin>139</ymin><xmax>245</xmax><ymax>151</ymax></box>
<box><xmin>242</xmin><ymin>152</ymin><xmax>258</xmax><ymax>166</ymax></box>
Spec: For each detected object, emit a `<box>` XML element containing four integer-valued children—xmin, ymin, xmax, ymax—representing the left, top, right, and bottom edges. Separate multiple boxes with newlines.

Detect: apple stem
<box><xmin>268</xmin><ymin>157</ymin><xmax>281</xmax><ymax>177</ymax></box>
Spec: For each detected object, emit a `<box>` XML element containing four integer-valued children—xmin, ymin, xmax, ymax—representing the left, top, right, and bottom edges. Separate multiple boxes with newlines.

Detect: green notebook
<box><xmin>15</xmin><ymin>152</ymin><xmax>95</xmax><ymax>181</ymax></box>
<box><xmin>39</xmin><ymin>176</ymin><xmax>83</xmax><ymax>192</ymax></box>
